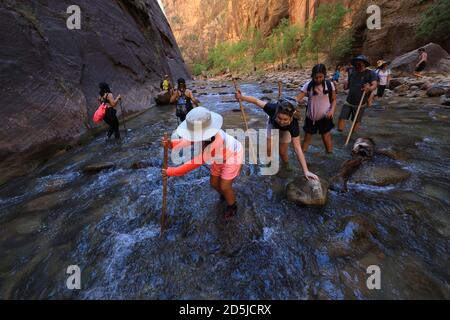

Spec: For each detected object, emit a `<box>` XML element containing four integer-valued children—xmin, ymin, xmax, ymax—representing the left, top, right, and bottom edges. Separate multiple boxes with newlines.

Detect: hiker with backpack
<box><xmin>234</xmin><ymin>91</ymin><xmax>319</xmax><ymax>181</ymax></box>
<box><xmin>98</xmin><ymin>82</ymin><xmax>122</xmax><ymax>140</ymax></box>
<box><xmin>162</xmin><ymin>107</ymin><xmax>243</xmax><ymax>220</ymax></box>
<box><xmin>170</xmin><ymin>78</ymin><xmax>199</xmax><ymax>122</ymax></box>
<box><xmin>337</xmin><ymin>55</ymin><xmax>378</xmax><ymax>134</ymax></box>
<box><xmin>296</xmin><ymin>64</ymin><xmax>337</xmax><ymax>154</ymax></box>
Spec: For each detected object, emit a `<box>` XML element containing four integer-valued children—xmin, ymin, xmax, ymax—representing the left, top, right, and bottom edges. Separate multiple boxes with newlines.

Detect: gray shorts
<box><xmin>339</xmin><ymin>103</ymin><xmax>367</xmax><ymax>123</ymax></box>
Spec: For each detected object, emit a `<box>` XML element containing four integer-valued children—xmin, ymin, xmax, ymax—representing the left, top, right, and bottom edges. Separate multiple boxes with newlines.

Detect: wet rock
<box><xmin>421</xmin><ymin>81</ymin><xmax>433</xmax><ymax>91</ymax></box>
<box><xmin>262</xmin><ymin>89</ymin><xmax>273</xmax><ymax>94</ymax></box>
<box><xmin>13</xmin><ymin>216</ymin><xmax>43</xmax><ymax>235</ymax></box>
<box><xmin>155</xmin><ymin>91</ymin><xmax>171</xmax><ymax>105</ymax></box>
<box><xmin>260</xmin><ymin>96</ymin><xmax>272</xmax><ymax>102</ymax></box>
<box><xmin>427</xmin><ymin>86</ymin><xmax>446</xmax><ymax>97</ymax></box>
<box><xmin>82</xmin><ymin>162</ymin><xmax>115</xmax><ymax>174</ymax></box>
<box><xmin>286</xmin><ymin>83</ymin><xmax>297</xmax><ymax>89</ymax></box>
<box><xmin>410</xmin><ymin>85</ymin><xmax>419</xmax><ymax>91</ymax></box>
<box><xmin>286</xmin><ymin>178</ymin><xmax>328</xmax><ymax>207</ymax></box>
<box><xmin>388</xmin><ymin>79</ymin><xmax>403</xmax><ymax>90</ymax></box>
<box><xmin>350</xmin><ymin>164</ymin><xmax>411</xmax><ymax>186</ymax></box>
<box><xmin>130</xmin><ymin>159</ymin><xmax>162</xmax><ymax>169</ymax></box>
<box><xmin>328</xmin><ymin>216</ymin><xmax>378</xmax><ymax>258</ymax></box>
<box><xmin>376</xmin><ymin>148</ymin><xmax>409</xmax><ymax>161</ymax></box>
<box><xmin>441</xmin><ymin>94</ymin><xmax>450</xmax><ymax>106</ymax></box>
<box><xmin>24</xmin><ymin>190</ymin><xmax>72</xmax><ymax>212</ymax></box>
<box><xmin>394</xmin><ymin>84</ymin><xmax>409</xmax><ymax>95</ymax></box>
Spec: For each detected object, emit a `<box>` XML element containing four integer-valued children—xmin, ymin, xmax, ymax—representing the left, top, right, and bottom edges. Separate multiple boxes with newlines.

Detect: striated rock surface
<box><xmin>0</xmin><ymin>0</ymin><xmax>189</xmax><ymax>163</ymax></box>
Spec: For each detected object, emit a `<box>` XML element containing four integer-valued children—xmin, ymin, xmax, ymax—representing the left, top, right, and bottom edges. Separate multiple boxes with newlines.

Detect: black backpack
<box><xmin>175</xmin><ymin>91</ymin><xmax>193</xmax><ymax>119</ymax></box>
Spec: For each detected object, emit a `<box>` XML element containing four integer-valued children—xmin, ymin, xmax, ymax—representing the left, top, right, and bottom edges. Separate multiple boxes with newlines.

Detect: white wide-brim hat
<box><xmin>176</xmin><ymin>107</ymin><xmax>223</xmax><ymax>142</ymax></box>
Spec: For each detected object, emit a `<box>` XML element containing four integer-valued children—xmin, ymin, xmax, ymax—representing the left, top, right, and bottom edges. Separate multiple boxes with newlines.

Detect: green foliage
<box><xmin>329</xmin><ymin>30</ymin><xmax>354</xmax><ymax>62</ymax></box>
<box><xmin>191</xmin><ymin>63</ymin><xmax>207</xmax><ymax>76</ymax></box>
<box><xmin>199</xmin><ymin>3</ymin><xmax>354</xmax><ymax>74</ymax></box>
<box><xmin>299</xmin><ymin>3</ymin><xmax>350</xmax><ymax>64</ymax></box>
<box><xmin>416</xmin><ymin>0</ymin><xmax>450</xmax><ymax>41</ymax></box>
<box><xmin>170</xmin><ymin>15</ymin><xmax>183</xmax><ymax>25</ymax></box>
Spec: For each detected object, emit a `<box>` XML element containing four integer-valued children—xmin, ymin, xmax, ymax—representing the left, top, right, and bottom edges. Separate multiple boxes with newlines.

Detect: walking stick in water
<box><xmin>119</xmin><ymin>100</ymin><xmax>127</xmax><ymax>134</ymax></box>
<box><xmin>161</xmin><ymin>133</ymin><xmax>169</xmax><ymax>236</ymax></box>
<box><xmin>278</xmin><ymin>81</ymin><xmax>282</xmax><ymax>99</ymax></box>
<box><xmin>345</xmin><ymin>91</ymin><xmax>367</xmax><ymax>146</ymax></box>
<box><xmin>232</xmin><ymin>78</ymin><xmax>258</xmax><ymax>165</ymax></box>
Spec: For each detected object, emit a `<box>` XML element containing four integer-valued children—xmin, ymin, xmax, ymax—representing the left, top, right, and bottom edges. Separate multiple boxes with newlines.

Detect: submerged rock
<box><xmin>427</xmin><ymin>86</ymin><xmax>446</xmax><ymax>97</ymax></box>
<box><xmin>82</xmin><ymin>162</ymin><xmax>115</xmax><ymax>174</ymax></box>
<box><xmin>350</xmin><ymin>164</ymin><xmax>411</xmax><ymax>186</ymax></box>
<box><xmin>286</xmin><ymin>178</ymin><xmax>328</xmax><ymax>207</ymax></box>
<box><xmin>328</xmin><ymin>215</ymin><xmax>378</xmax><ymax>258</ymax></box>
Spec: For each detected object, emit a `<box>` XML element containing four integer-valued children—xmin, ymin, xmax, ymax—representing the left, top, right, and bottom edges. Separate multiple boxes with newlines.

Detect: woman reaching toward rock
<box><xmin>234</xmin><ymin>90</ymin><xmax>319</xmax><ymax>181</ymax></box>
<box><xmin>99</xmin><ymin>82</ymin><xmax>122</xmax><ymax>141</ymax></box>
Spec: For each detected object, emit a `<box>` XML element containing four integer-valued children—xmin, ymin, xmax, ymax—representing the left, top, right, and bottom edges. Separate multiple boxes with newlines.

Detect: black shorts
<box><xmin>416</xmin><ymin>61</ymin><xmax>426</xmax><ymax>72</ymax></box>
<box><xmin>303</xmin><ymin>117</ymin><xmax>335</xmax><ymax>135</ymax></box>
<box><xmin>376</xmin><ymin>85</ymin><xmax>387</xmax><ymax>97</ymax></box>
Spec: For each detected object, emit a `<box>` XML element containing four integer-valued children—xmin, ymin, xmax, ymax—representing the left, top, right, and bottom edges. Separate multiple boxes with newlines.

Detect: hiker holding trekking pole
<box><xmin>337</xmin><ymin>55</ymin><xmax>378</xmax><ymax>136</ymax></box>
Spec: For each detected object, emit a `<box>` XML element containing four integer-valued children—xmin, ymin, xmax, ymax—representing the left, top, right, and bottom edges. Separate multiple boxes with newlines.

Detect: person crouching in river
<box><xmin>170</xmin><ymin>78</ymin><xmax>200</xmax><ymax>123</ymax></box>
<box><xmin>99</xmin><ymin>82</ymin><xmax>122</xmax><ymax>140</ymax></box>
<box><xmin>234</xmin><ymin>91</ymin><xmax>319</xmax><ymax>181</ymax></box>
<box><xmin>162</xmin><ymin>107</ymin><xmax>243</xmax><ymax>220</ymax></box>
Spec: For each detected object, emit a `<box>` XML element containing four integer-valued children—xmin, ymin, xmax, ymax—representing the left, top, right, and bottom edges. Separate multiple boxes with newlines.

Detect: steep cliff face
<box><xmin>163</xmin><ymin>0</ymin><xmax>440</xmax><ymax>63</ymax></box>
<box><xmin>162</xmin><ymin>0</ymin><xmax>290</xmax><ymax>62</ymax></box>
<box><xmin>0</xmin><ymin>0</ymin><xmax>189</xmax><ymax>162</ymax></box>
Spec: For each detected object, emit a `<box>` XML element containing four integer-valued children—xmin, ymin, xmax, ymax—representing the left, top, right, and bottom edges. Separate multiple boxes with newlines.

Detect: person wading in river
<box><xmin>337</xmin><ymin>55</ymin><xmax>378</xmax><ymax>134</ymax></box>
<box><xmin>99</xmin><ymin>82</ymin><xmax>122</xmax><ymax>141</ymax></box>
<box><xmin>235</xmin><ymin>90</ymin><xmax>319</xmax><ymax>181</ymax></box>
<box><xmin>170</xmin><ymin>78</ymin><xmax>200</xmax><ymax>122</ymax></box>
<box><xmin>371</xmin><ymin>60</ymin><xmax>391</xmax><ymax>106</ymax></box>
<box><xmin>296</xmin><ymin>64</ymin><xmax>337</xmax><ymax>154</ymax></box>
<box><xmin>162</xmin><ymin>107</ymin><xmax>243</xmax><ymax>220</ymax></box>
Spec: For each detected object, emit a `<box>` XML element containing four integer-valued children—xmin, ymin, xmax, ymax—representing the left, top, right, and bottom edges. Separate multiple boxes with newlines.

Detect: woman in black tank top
<box><xmin>99</xmin><ymin>82</ymin><xmax>122</xmax><ymax>140</ymax></box>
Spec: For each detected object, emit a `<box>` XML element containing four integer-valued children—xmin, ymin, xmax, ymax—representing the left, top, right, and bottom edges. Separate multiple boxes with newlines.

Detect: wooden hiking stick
<box><xmin>161</xmin><ymin>133</ymin><xmax>169</xmax><ymax>235</ymax></box>
<box><xmin>278</xmin><ymin>81</ymin><xmax>282</xmax><ymax>99</ymax></box>
<box><xmin>119</xmin><ymin>100</ymin><xmax>127</xmax><ymax>134</ymax></box>
<box><xmin>345</xmin><ymin>91</ymin><xmax>367</xmax><ymax>146</ymax></box>
<box><xmin>232</xmin><ymin>78</ymin><xmax>258</xmax><ymax>165</ymax></box>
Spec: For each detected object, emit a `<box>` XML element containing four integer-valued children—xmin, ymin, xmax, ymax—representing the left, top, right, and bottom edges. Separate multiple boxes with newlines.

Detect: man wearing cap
<box><xmin>162</xmin><ymin>107</ymin><xmax>243</xmax><ymax>220</ymax></box>
<box><xmin>338</xmin><ymin>55</ymin><xmax>378</xmax><ymax>133</ymax></box>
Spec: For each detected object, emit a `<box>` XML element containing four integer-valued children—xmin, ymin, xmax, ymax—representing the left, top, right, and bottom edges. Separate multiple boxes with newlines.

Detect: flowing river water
<box><xmin>0</xmin><ymin>81</ymin><xmax>449</xmax><ymax>299</ymax></box>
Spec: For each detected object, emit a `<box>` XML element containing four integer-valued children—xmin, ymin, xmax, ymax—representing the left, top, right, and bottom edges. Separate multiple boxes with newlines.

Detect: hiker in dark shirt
<box><xmin>338</xmin><ymin>55</ymin><xmax>378</xmax><ymax>133</ymax></box>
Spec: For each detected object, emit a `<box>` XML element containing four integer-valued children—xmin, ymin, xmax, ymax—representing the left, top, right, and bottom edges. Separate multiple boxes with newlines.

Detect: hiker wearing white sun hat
<box><xmin>162</xmin><ymin>107</ymin><xmax>244</xmax><ymax>220</ymax></box>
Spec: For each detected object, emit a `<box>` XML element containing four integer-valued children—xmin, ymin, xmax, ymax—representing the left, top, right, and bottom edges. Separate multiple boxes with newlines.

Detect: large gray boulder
<box><xmin>390</xmin><ymin>43</ymin><xmax>450</xmax><ymax>73</ymax></box>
